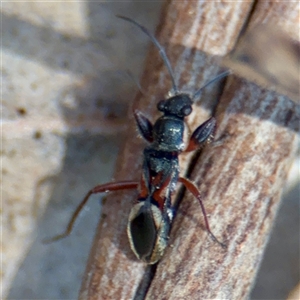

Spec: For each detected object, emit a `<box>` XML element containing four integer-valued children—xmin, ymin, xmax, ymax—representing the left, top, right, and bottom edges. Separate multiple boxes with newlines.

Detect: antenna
<box><xmin>117</xmin><ymin>15</ymin><xmax>179</xmax><ymax>95</ymax></box>
<box><xmin>193</xmin><ymin>70</ymin><xmax>232</xmax><ymax>100</ymax></box>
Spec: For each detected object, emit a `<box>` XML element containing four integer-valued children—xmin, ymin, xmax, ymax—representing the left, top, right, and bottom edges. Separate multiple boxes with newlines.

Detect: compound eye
<box><xmin>181</xmin><ymin>105</ymin><xmax>192</xmax><ymax>116</ymax></box>
<box><xmin>157</xmin><ymin>100</ymin><xmax>166</xmax><ymax>112</ymax></box>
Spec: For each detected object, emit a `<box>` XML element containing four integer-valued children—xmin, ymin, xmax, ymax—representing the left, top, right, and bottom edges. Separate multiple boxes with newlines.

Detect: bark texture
<box><xmin>79</xmin><ymin>1</ymin><xmax>299</xmax><ymax>299</ymax></box>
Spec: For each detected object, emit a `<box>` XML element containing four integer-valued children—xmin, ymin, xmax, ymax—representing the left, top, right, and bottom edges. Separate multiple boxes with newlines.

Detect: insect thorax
<box><xmin>152</xmin><ymin>116</ymin><xmax>185</xmax><ymax>151</ymax></box>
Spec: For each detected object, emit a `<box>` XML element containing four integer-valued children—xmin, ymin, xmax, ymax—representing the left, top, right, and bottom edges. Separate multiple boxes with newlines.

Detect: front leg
<box><xmin>134</xmin><ymin>109</ymin><xmax>153</xmax><ymax>143</ymax></box>
<box><xmin>185</xmin><ymin>117</ymin><xmax>216</xmax><ymax>152</ymax></box>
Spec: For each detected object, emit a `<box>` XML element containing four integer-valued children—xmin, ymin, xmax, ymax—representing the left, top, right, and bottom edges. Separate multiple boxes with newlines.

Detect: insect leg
<box><xmin>43</xmin><ymin>180</ymin><xmax>139</xmax><ymax>243</ymax></box>
<box><xmin>185</xmin><ymin>117</ymin><xmax>216</xmax><ymax>152</ymax></box>
<box><xmin>134</xmin><ymin>110</ymin><xmax>154</xmax><ymax>142</ymax></box>
<box><xmin>178</xmin><ymin>177</ymin><xmax>226</xmax><ymax>248</ymax></box>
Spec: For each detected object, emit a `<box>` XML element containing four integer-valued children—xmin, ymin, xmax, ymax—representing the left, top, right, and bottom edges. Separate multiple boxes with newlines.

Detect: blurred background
<box><xmin>2</xmin><ymin>2</ymin><xmax>299</xmax><ymax>299</ymax></box>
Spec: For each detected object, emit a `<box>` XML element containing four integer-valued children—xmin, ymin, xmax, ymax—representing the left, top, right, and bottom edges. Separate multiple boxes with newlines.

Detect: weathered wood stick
<box><xmin>79</xmin><ymin>1</ymin><xmax>299</xmax><ymax>299</ymax></box>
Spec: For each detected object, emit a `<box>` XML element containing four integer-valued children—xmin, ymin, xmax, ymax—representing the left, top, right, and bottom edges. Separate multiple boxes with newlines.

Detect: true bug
<box><xmin>45</xmin><ymin>16</ymin><xmax>229</xmax><ymax>264</ymax></box>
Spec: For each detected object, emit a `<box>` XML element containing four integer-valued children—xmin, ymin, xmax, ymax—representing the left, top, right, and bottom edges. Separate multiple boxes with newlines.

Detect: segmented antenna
<box><xmin>117</xmin><ymin>15</ymin><xmax>179</xmax><ymax>95</ymax></box>
<box><xmin>193</xmin><ymin>70</ymin><xmax>232</xmax><ymax>100</ymax></box>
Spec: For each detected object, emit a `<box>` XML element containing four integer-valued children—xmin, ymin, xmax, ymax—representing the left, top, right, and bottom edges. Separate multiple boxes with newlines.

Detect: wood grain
<box><xmin>79</xmin><ymin>1</ymin><xmax>299</xmax><ymax>299</ymax></box>
<box><xmin>223</xmin><ymin>1</ymin><xmax>300</xmax><ymax>103</ymax></box>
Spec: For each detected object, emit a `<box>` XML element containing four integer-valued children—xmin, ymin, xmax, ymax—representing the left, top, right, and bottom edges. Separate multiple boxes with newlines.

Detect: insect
<box><xmin>45</xmin><ymin>16</ymin><xmax>229</xmax><ymax>264</ymax></box>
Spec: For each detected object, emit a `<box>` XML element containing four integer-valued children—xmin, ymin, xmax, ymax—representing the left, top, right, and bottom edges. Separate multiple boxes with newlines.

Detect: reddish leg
<box><xmin>43</xmin><ymin>180</ymin><xmax>139</xmax><ymax>243</ymax></box>
<box><xmin>179</xmin><ymin>177</ymin><xmax>226</xmax><ymax>248</ymax></box>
